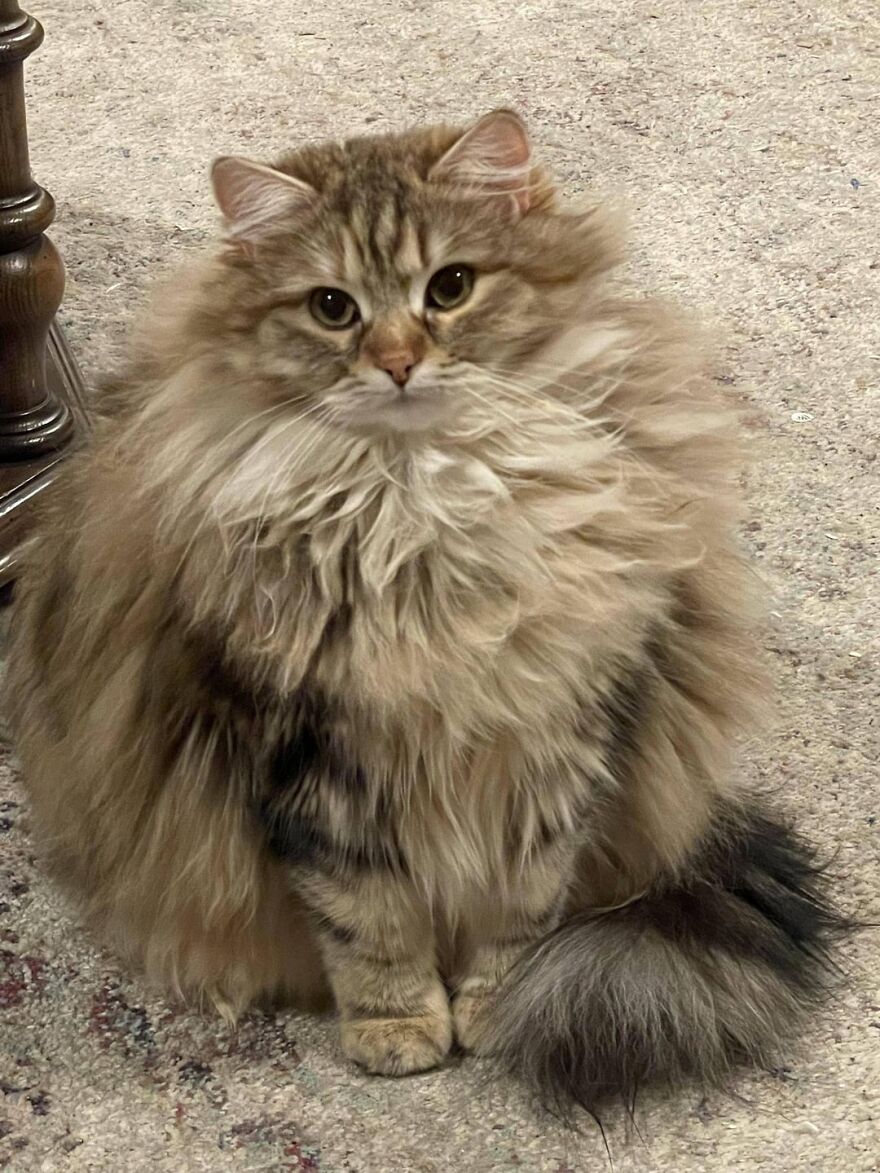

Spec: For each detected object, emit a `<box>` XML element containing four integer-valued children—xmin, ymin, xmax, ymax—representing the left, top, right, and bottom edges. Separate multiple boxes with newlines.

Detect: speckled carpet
<box><xmin>1</xmin><ymin>1</ymin><xmax>878</xmax><ymax>1169</ymax></box>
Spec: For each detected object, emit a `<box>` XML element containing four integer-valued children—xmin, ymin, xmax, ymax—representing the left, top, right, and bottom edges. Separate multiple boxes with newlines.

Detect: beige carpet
<box><xmin>1</xmin><ymin>1</ymin><xmax>878</xmax><ymax>1169</ymax></box>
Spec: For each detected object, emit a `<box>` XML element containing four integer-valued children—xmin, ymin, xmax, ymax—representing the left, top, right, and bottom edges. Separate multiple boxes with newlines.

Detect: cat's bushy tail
<box><xmin>485</xmin><ymin>801</ymin><xmax>849</xmax><ymax>1116</ymax></box>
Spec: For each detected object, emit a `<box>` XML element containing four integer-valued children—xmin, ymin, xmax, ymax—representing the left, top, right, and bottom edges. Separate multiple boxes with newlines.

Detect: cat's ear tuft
<box><xmin>428</xmin><ymin>109</ymin><xmax>535</xmax><ymax>216</ymax></box>
<box><xmin>211</xmin><ymin>156</ymin><xmax>316</xmax><ymax>247</ymax></box>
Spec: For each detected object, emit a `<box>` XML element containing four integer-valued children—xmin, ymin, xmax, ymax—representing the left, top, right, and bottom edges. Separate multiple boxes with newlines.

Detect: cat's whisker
<box><xmin>487</xmin><ymin>368</ymin><xmax>633</xmax><ymax>429</ymax></box>
<box><xmin>458</xmin><ymin>380</ymin><xmax>527</xmax><ymax>433</ymax></box>
<box><xmin>486</xmin><ymin>379</ymin><xmax>618</xmax><ymax>436</ymax></box>
<box><xmin>251</xmin><ymin>405</ymin><xmax>339</xmax><ymax>525</ymax></box>
<box><xmin>162</xmin><ymin>397</ymin><xmax>316</xmax><ymax>551</ymax></box>
<box><xmin>490</xmin><ymin>363</ymin><xmax>616</xmax><ymax>400</ymax></box>
<box><xmin>471</xmin><ymin>377</ymin><xmax>599</xmax><ymax>438</ymax></box>
<box><xmin>219</xmin><ymin>397</ymin><xmax>300</xmax><ymax>454</ymax></box>
<box><xmin>246</xmin><ymin>408</ymin><xmax>334</xmax><ymax>570</ymax></box>
<box><xmin>169</xmin><ymin>401</ymin><xmax>331</xmax><ymax>586</ymax></box>
<box><xmin>245</xmin><ymin>416</ymin><xmax>335</xmax><ymax>632</ymax></box>
<box><xmin>490</xmin><ymin>359</ymin><xmax>643</xmax><ymax>408</ymax></box>
<box><xmin>490</xmin><ymin>354</ymin><xmax>636</xmax><ymax>383</ymax></box>
<box><xmin>454</xmin><ymin>357</ymin><xmax>579</xmax><ymax>409</ymax></box>
<box><xmin>230</xmin><ymin>399</ymin><xmax>330</xmax><ymax>490</ymax></box>
<box><xmin>477</xmin><ymin>371</ymin><xmax>584</xmax><ymax>420</ymax></box>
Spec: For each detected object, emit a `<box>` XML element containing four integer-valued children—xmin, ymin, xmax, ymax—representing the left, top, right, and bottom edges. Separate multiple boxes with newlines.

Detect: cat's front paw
<box><xmin>340</xmin><ymin>1007</ymin><xmax>452</xmax><ymax>1076</ymax></box>
<box><xmin>452</xmin><ymin>986</ymin><xmax>495</xmax><ymax>1054</ymax></box>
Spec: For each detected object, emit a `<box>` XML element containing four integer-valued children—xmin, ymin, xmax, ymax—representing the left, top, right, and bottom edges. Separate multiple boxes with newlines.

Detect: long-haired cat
<box><xmin>6</xmin><ymin>110</ymin><xmax>845</xmax><ymax>1114</ymax></box>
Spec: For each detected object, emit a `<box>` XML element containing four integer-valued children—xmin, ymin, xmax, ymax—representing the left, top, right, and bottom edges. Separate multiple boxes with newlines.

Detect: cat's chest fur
<box><xmin>224</xmin><ymin>439</ymin><xmax>665</xmax><ymax>893</ymax></box>
<box><xmin>248</xmin><ymin>439</ymin><xmax>655</xmax><ymax>743</ymax></box>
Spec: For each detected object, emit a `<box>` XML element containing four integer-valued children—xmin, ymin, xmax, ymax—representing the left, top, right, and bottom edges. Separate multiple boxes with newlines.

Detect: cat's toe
<box><xmin>452</xmin><ymin>989</ymin><xmax>495</xmax><ymax>1053</ymax></box>
<box><xmin>341</xmin><ymin>1010</ymin><xmax>452</xmax><ymax>1076</ymax></box>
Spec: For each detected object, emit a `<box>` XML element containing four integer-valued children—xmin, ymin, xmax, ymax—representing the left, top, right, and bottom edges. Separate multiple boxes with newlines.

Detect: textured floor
<box><xmin>1</xmin><ymin>1</ymin><xmax>878</xmax><ymax>1169</ymax></box>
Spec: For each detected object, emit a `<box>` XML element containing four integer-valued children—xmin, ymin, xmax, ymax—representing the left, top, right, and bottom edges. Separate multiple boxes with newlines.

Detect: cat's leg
<box><xmin>453</xmin><ymin>844</ymin><xmax>572</xmax><ymax>1053</ymax></box>
<box><xmin>296</xmin><ymin>868</ymin><xmax>452</xmax><ymax>1076</ymax></box>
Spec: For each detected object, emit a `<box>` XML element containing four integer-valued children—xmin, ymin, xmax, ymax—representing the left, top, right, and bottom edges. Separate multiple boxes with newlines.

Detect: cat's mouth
<box><xmin>327</xmin><ymin>370</ymin><xmax>455</xmax><ymax>434</ymax></box>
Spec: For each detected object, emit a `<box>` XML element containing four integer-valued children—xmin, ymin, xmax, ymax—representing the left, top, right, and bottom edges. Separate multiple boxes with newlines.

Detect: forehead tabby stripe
<box><xmin>339</xmin><ymin>227</ymin><xmax>365</xmax><ymax>287</ymax></box>
<box><xmin>395</xmin><ymin>218</ymin><xmax>425</xmax><ymax>276</ymax></box>
<box><xmin>338</xmin><ymin>188</ymin><xmax>430</xmax><ymax>292</ymax></box>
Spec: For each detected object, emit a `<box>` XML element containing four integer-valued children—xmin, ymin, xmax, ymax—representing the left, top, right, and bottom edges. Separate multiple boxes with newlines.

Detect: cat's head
<box><xmin>208</xmin><ymin>110</ymin><xmax>619</xmax><ymax>435</ymax></box>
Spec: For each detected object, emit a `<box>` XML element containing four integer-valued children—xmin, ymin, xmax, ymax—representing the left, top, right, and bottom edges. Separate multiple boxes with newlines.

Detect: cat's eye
<box><xmin>425</xmin><ymin>265</ymin><xmax>474</xmax><ymax>311</ymax></box>
<box><xmin>309</xmin><ymin>287</ymin><xmax>360</xmax><ymax>330</ymax></box>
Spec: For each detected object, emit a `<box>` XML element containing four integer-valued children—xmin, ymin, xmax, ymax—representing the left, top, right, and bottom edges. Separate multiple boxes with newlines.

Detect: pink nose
<box><xmin>376</xmin><ymin>350</ymin><xmax>419</xmax><ymax>387</ymax></box>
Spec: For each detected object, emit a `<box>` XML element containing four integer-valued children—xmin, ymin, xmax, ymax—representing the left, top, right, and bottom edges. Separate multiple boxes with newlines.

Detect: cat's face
<box><xmin>210</xmin><ymin>111</ymin><xmax>617</xmax><ymax>436</ymax></box>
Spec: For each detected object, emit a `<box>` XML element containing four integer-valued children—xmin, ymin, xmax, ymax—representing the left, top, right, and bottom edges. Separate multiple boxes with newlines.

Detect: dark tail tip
<box><xmin>485</xmin><ymin>801</ymin><xmax>853</xmax><ymax>1121</ymax></box>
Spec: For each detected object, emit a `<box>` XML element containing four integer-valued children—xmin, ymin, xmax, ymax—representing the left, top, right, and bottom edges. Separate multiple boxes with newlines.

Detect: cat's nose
<box><xmin>376</xmin><ymin>350</ymin><xmax>419</xmax><ymax>387</ymax></box>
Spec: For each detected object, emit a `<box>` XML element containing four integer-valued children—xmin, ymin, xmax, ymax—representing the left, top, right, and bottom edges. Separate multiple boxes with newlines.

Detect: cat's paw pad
<box><xmin>452</xmin><ymin>988</ymin><xmax>495</xmax><ymax>1053</ymax></box>
<box><xmin>341</xmin><ymin>1010</ymin><xmax>452</xmax><ymax>1076</ymax></box>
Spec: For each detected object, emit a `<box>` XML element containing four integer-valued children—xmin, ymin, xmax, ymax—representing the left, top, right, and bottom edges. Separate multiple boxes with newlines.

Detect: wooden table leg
<box><xmin>0</xmin><ymin>1</ymin><xmax>89</xmax><ymax>585</ymax></box>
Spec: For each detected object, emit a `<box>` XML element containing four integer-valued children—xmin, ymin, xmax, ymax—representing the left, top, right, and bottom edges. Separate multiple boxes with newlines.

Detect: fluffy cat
<box><xmin>6</xmin><ymin>110</ymin><xmax>845</xmax><ymax>1114</ymax></box>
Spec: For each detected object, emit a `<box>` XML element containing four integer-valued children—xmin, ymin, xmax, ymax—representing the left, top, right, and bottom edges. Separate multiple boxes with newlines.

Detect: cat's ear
<box><xmin>428</xmin><ymin>109</ymin><xmax>534</xmax><ymax>217</ymax></box>
<box><xmin>211</xmin><ymin>156</ymin><xmax>316</xmax><ymax>247</ymax></box>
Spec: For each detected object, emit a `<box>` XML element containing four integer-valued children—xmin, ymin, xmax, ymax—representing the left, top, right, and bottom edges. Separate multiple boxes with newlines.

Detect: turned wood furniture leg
<box><xmin>0</xmin><ymin>1</ymin><xmax>89</xmax><ymax>585</ymax></box>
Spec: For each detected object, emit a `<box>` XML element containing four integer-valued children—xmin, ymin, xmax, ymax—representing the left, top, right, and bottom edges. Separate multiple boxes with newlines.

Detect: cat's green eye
<box><xmin>309</xmin><ymin>287</ymin><xmax>360</xmax><ymax>330</ymax></box>
<box><xmin>425</xmin><ymin>265</ymin><xmax>474</xmax><ymax>311</ymax></box>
